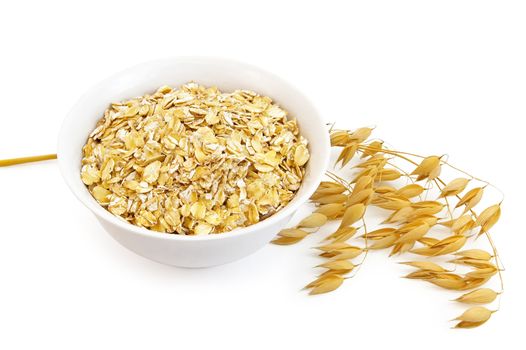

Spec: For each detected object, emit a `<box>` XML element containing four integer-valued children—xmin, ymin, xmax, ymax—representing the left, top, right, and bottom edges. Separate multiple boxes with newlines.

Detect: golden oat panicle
<box><xmin>273</xmin><ymin>126</ymin><xmax>503</xmax><ymax>329</ymax></box>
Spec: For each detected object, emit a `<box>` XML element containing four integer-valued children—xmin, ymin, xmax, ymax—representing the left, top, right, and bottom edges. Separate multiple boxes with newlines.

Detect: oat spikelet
<box><xmin>297</xmin><ymin>213</ymin><xmax>328</xmax><ymax>228</ymax></box>
<box><xmin>324</xmin><ymin>226</ymin><xmax>357</xmax><ymax>242</ymax></box>
<box><xmin>339</xmin><ymin>204</ymin><xmax>366</xmax><ymax>228</ymax></box>
<box><xmin>400</xmin><ymin>261</ymin><xmax>447</xmax><ymax>272</ymax></box>
<box><xmin>272</xmin><ymin>235</ymin><xmax>306</xmax><ymax>245</ymax></box>
<box><xmin>308</xmin><ymin>275</ymin><xmax>344</xmax><ymax>295</ymax></box>
<box><xmin>411</xmin><ymin>156</ymin><xmax>442</xmax><ymax>181</ymax></box>
<box><xmin>450</xmin><ymin>215</ymin><xmax>476</xmax><ymax>234</ymax></box>
<box><xmin>475</xmin><ymin>204</ymin><xmax>501</xmax><ymax>234</ymax></box>
<box><xmin>454</xmin><ymin>249</ymin><xmax>492</xmax><ymax>261</ymax></box>
<box><xmin>455</xmin><ymin>288</ymin><xmax>499</xmax><ymax>304</ymax></box>
<box><xmin>440</xmin><ymin>178</ymin><xmax>470</xmax><ymax>197</ymax></box>
<box><xmin>337</xmin><ymin>144</ymin><xmax>358</xmax><ymax>167</ymax></box>
<box><xmin>315</xmin><ymin>203</ymin><xmax>345</xmax><ymax>219</ymax></box>
<box><xmin>278</xmin><ymin>228</ymin><xmax>309</xmax><ymax>238</ymax></box>
<box><xmin>396</xmin><ymin>223</ymin><xmax>430</xmax><ymax>244</ymax></box>
<box><xmin>272</xmin><ymin>213</ymin><xmax>328</xmax><ymax>245</ymax></box>
<box><xmin>455</xmin><ymin>187</ymin><xmax>484</xmax><ymax>214</ymax></box>
<box><xmin>396</xmin><ymin>184</ymin><xmax>425</xmax><ymax>198</ymax></box>
<box><xmin>350</xmin><ymin>127</ymin><xmax>373</xmax><ymax>142</ymax></box>
<box><xmin>454</xmin><ymin>306</ymin><xmax>494</xmax><ymax>324</ymax></box>
<box><xmin>318</xmin><ymin>260</ymin><xmax>355</xmax><ymax>271</ymax></box>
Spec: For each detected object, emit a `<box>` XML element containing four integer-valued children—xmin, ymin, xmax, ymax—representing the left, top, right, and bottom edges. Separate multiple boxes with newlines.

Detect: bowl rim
<box><xmin>58</xmin><ymin>56</ymin><xmax>330</xmax><ymax>241</ymax></box>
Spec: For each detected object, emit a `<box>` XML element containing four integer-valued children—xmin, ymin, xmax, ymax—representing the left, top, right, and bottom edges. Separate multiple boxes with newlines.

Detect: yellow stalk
<box><xmin>0</xmin><ymin>154</ymin><xmax>57</xmax><ymax>167</ymax></box>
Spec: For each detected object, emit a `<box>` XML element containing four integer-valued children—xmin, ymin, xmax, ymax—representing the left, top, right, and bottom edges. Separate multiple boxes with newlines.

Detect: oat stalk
<box><xmin>0</xmin><ymin>154</ymin><xmax>57</xmax><ymax>167</ymax></box>
<box><xmin>273</xmin><ymin>127</ymin><xmax>504</xmax><ymax>329</ymax></box>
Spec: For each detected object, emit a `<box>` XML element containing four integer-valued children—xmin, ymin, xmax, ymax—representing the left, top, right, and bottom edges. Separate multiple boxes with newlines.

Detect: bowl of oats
<box><xmin>58</xmin><ymin>57</ymin><xmax>330</xmax><ymax>267</ymax></box>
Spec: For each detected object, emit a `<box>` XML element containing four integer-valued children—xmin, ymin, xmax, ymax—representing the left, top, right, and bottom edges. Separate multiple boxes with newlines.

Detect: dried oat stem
<box><xmin>361</xmin><ymin>145</ymin><xmax>503</xmax><ymax>195</ymax></box>
<box><xmin>371</xmin><ymin>140</ymin><xmax>505</xmax><ymax>305</ymax></box>
<box><xmin>0</xmin><ymin>154</ymin><xmax>57</xmax><ymax>167</ymax></box>
<box><xmin>326</xmin><ymin>170</ymin><xmax>353</xmax><ymax>190</ymax></box>
<box><xmin>435</xmin><ymin>178</ymin><xmax>505</xmax><ymax>289</ymax></box>
<box><xmin>349</xmin><ymin>216</ymin><xmax>369</xmax><ymax>279</ymax></box>
<box><xmin>367</xmin><ymin>144</ymin><xmax>504</xmax><ymax>262</ymax></box>
<box><xmin>383</xmin><ymin>145</ymin><xmax>505</xmax><ymax>293</ymax></box>
<box><xmin>276</xmin><ymin>127</ymin><xmax>504</xmax><ymax>328</ymax></box>
<box><xmin>358</xmin><ymin>145</ymin><xmax>422</xmax><ymax>163</ymax></box>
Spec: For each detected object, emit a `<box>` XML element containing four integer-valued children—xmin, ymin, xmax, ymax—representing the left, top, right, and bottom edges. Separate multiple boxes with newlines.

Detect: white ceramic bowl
<box><xmin>58</xmin><ymin>57</ymin><xmax>330</xmax><ymax>268</ymax></box>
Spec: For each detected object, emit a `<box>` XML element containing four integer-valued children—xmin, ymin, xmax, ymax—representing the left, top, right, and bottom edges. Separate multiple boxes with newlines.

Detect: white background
<box><xmin>0</xmin><ymin>1</ymin><xmax>524</xmax><ymax>349</ymax></box>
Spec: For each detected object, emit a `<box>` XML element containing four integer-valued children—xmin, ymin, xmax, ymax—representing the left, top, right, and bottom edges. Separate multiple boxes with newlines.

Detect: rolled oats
<box><xmin>81</xmin><ymin>83</ymin><xmax>310</xmax><ymax>235</ymax></box>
